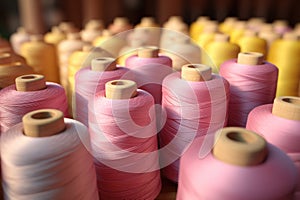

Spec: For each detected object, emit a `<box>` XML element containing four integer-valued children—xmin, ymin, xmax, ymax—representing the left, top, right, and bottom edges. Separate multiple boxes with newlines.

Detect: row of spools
<box><xmin>0</xmin><ymin>15</ymin><xmax>299</xmax><ymax>200</ymax></box>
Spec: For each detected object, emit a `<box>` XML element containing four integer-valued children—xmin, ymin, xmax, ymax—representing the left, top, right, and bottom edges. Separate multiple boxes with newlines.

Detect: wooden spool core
<box><xmin>213</xmin><ymin>127</ymin><xmax>268</xmax><ymax>166</ymax></box>
<box><xmin>215</xmin><ymin>34</ymin><xmax>229</xmax><ymax>42</ymax></box>
<box><xmin>181</xmin><ymin>64</ymin><xmax>212</xmax><ymax>82</ymax></box>
<box><xmin>272</xmin><ymin>96</ymin><xmax>300</xmax><ymax>121</ymax></box>
<box><xmin>15</xmin><ymin>74</ymin><xmax>46</xmax><ymax>91</ymax></box>
<box><xmin>22</xmin><ymin>109</ymin><xmax>65</xmax><ymax>137</ymax></box>
<box><xmin>91</xmin><ymin>57</ymin><xmax>116</xmax><ymax>71</ymax></box>
<box><xmin>105</xmin><ymin>80</ymin><xmax>137</xmax><ymax>99</ymax></box>
<box><xmin>237</xmin><ymin>52</ymin><xmax>264</xmax><ymax>65</ymax></box>
<box><xmin>138</xmin><ymin>46</ymin><xmax>159</xmax><ymax>58</ymax></box>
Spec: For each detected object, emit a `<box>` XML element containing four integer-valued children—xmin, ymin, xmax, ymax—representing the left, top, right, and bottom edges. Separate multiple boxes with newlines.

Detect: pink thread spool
<box><xmin>125</xmin><ymin>46</ymin><xmax>173</xmax><ymax>104</ymax></box>
<box><xmin>1</xmin><ymin>109</ymin><xmax>99</xmax><ymax>199</ymax></box>
<box><xmin>177</xmin><ymin>127</ymin><xmax>298</xmax><ymax>200</ymax></box>
<box><xmin>89</xmin><ymin>80</ymin><xmax>161</xmax><ymax>199</ymax></box>
<box><xmin>75</xmin><ymin>57</ymin><xmax>132</xmax><ymax>126</ymax></box>
<box><xmin>160</xmin><ymin>64</ymin><xmax>230</xmax><ymax>182</ymax></box>
<box><xmin>219</xmin><ymin>52</ymin><xmax>278</xmax><ymax>127</ymax></box>
<box><xmin>246</xmin><ymin>96</ymin><xmax>300</xmax><ymax>199</ymax></box>
<box><xmin>0</xmin><ymin>74</ymin><xmax>69</xmax><ymax>133</ymax></box>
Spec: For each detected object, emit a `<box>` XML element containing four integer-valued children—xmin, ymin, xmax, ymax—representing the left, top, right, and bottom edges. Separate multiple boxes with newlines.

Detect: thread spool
<box><xmin>136</xmin><ymin>17</ymin><xmax>159</xmax><ymax>28</ymax></box>
<box><xmin>238</xmin><ymin>30</ymin><xmax>267</xmax><ymax>56</ymax></box>
<box><xmin>229</xmin><ymin>21</ymin><xmax>246</xmax><ymax>44</ymax></box>
<box><xmin>160</xmin><ymin>64</ymin><xmax>229</xmax><ymax>182</ymax></box>
<box><xmin>0</xmin><ymin>37</ymin><xmax>12</xmax><ymax>53</ymax></box>
<box><xmin>20</xmin><ymin>35</ymin><xmax>60</xmax><ymax>83</ymax></box>
<box><xmin>75</xmin><ymin>57</ymin><xmax>131</xmax><ymax>126</ymax></box>
<box><xmin>125</xmin><ymin>46</ymin><xmax>172</xmax><ymax>104</ymax></box>
<box><xmin>246</xmin><ymin>96</ymin><xmax>300</xmax><ymax>198</ymax></box>
<box><xmin>1</xmin><ymin>109</ymin><xmax>99</xmax><ymax>199</ymax></box>
<box><xmin>68</xmin><ymin>46</ymin><xmax>114</xmax><ymax>113</ymax></box>
<box><xmin>220</xmin><ymin>52</ymin><xmax>278</xmax><ymax>127</ymax></box>
<box><xmin>196</xmin><ymin>21</ymin><xmax>218</xmax><ymax>48</ymax></box>
<box><xmin>44</xmin><ymin>26</ymin><xmax>66</xmax><ymax>46</ymax></box>
<box><xmin>160</xmin><ymin>37</ymin><xmax>201</xmax><ymax>71</ymax></box>
<box><xmin>108</xmin><ymin>17</ymin><xmax>133</xmax><ymax>35</ymax></box>
<box><xmin>177</xmin><ymin>128</ymin><xmax>298</xmax><ymax>200</ymax></box>
<box><xmin>190</xmin><ymin>16</ymin><xmax>210</xmax><ymax>41</ymax></box>
<box><xmin>118</xmin><ymin>37</ymin><xmax>146</xmax><ymax>66</ymax></box>
<box><xmin>219</xmin><ymin>17</ymin><xmax>238</xmax><ymax>34</ymax></box>
<box><xmin>0</xmin><ymin>74</ymin><xmax>69</xmax><ymax>133</ymax></box>
<box><xmin>273</xmin><ymin>20</ymin><xmax>291</xmax><ymax>35</ymax></box>
<box><xmin>267</xmin><ymin>32</ymin><xmax>300</xmax><ymax>96</ymax></box>
<box><xmin>57</xmin><ymin>32</ymin><xmax>88</xmax><ymax>90</ymax></box>
<box><xmin>81</xmin><ymin>20</ymin><xmax>103</xmax><ymax>43</ymax></box>
<box><xmin>89</xmin><ymin>82</ymin><xmax>161</xmax><ymax>199</ymax></box>
<box><xmin>203</xmin><ymin>33</ymin><xmax>240</xmax><ymax>72</ymax></box>
<box><xmin>258</xmin><ymin>31</ymin><xmax>280</xmax><ymax>52</ymax></box>
<box><xmin>10</xmin><ymin>27</ymin><xmax>30</xmax><ymax>54</ymax></box>
<box><xmin>58</xmin><ymin>21</ymin><xmax>79</xmax><ymax>34</ymax></box>
<box><xmin>0</xmin><ymin>52</ymin><xmax>33</xmax><ymax>89</ymax></box>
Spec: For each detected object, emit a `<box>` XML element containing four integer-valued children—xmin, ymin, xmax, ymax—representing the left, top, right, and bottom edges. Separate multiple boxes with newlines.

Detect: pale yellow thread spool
<box><xmin>267</xmin><ymin>32</ymin><xmax>300</xmax><ymax>96</ymax></box>
<box><xmin>0</xmin><ymin>52</ymin><xmax>33</xmax><ymax>89</ymax></box>
<box><xmin>81</xmin><ymin>20</ymin><xmax>103</xmax><ymax>43</ymax></box>
<box><xmin>20</xmin><ymin>35</ymin><xmax>59</xmax><ymax>83</ymax></box>
<box><xmin>190</xmin><ymin>16</ymin><xmax>210</xmax><ymax>41</ymax></box>
<box><xmin>229</xmin><ymin>21</ymin><xmax>246</xmax><ymax>44</ymax></box>
<box><xmin>204</xmin><ymin>34</ymin><xmax>240</xmax><ymax>72</ymax></box>
<box><xmin>196</xmin><ymin>21</ymin><xmax>218</xmax><ymax>48</ymax></box>
<box><xmin>219</xmin><ymin>17</ymin><xmax>238</xmax><ymax>34</ymax></box>
<box><xmin>57</xmin><ymin>32</ymin><xmax>88</xmax><ymax>90</ymax></box>
<box><xmin>10</xmin><ymin>27</ymin><xmax>30</xmax><ymax>54</ymax></box>
<box><xmin>44</xmin><ymin>26</ymin><xmax>66</xmax><ymax>46</ymax></box>
<box><xmin>213</xmin><ymin>127</ymin><xmax>268</xmax><ymax>166</ymax></box>
<box><xmin>238</xmin><ymin>30</ymin><xmax>267</xmax><ymax>57</ymax></box>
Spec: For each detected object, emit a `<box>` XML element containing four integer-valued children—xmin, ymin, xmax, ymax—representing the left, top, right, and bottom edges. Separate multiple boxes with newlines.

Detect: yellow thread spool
<box><xmin>219</xmin><ymin>17</ymin><xmax>238</xmax><ymax>34</ymax></box>
<box><xmin>196</xmin><ymin>21</ymin><xmax>218</xmax><ymax>48</ymax></box>
<box><xmin>267</xmin><ymin>32</ymin><xmax>300</xmax><ymax>97</ymax></box>
<box><xmin>229</xmin><ymin>21</ymin><xmax>247</xmax><ymax>44</ymax></box>
<box><xmin>118</xmin><ymin>39</ymin><xmax>146</xmax><ymax>66</ymax></box>
<box><xmin>68</xmin><ymin>45</ymin><xmax>113</xmax><ymax>113</ymax></box>
<box><xmin>10</xmin><ymin>27</ymin><xmax>30</xmax><ymax>54</ymax></box>
<box><xmin>44</xmin><ymin>26</ymin><xmax>66</xmax><ymax>46</ymax></box>
<box><xmin>204</xmin><ymin>34</ymin><xmax>240</xmax><ymax>72</ymax></box>
<box><xmin>190</xmin><ymin>16</ymin><xmax>210</xmax><ymax>41</ymax></box>
<box><xmin>81</xmin><ymin>20</ymin><xmax>103</xmax><ymax>43</ymax></box>
<box><xmin>57</xmin><ymin>33</ymin><xmax>88</xmax><ymax>90</ymax></box>
<box><xmin>259</xmin><ymin>31</ymin><xmax>280</xmax><ymax>52</ymax></box>
<box><xmin>20</xmin><ymin>35</ymin><xmax>59</xmax><ymax>83</ymax></box>
<box><xmin>0</xmin><ymin>52</ymin><xmax>33</xmax><ymax>89</ymax></box>
<box><xmin>238</xmin><ymin>30</ymin><xmax>267</xmax><ymax>56</ymax></box>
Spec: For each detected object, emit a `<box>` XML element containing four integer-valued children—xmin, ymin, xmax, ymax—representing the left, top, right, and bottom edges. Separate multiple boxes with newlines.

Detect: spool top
<box><xmin>214</xmin><ymin>33</ymin><xmax>229</xmax><ymax>42</ymax></box>
<box><xmin>237</xmin><ymin>52</ymin><xmax>264</xmax><ymax>65</ymax></box>
<box><xmin>181</xmin><ymin>64</ymin><xmax>212</xmax><ymax>82</ymax></box>
<box><xmin>139</xmin><ymin>17</ymin><xmax>158</xmax><ymax>27</ymax></box>
<box><xmin>22</xmin><ymin>109</ymin><xmax>65</xmax><ymax>137</ymax></box>
<box><xmin>15</xmin><ymin>74</ymin><xmax>46</xmax><ymax>91</ymax></box>
<box><xmin>114</xmin><ymin>17</ymin><xmax>129</xmax><ymax>26</ymax></box>
<box><xmin>137</xmin><ymin>46</ymin><xmax>159</xmax><ymax>58</ymax></box>
<box><xmin>85</xmin><ymin>19</ymin><xmax>104</xmax><ymax>30</ymax></box>
<box><xmin>283</xmin><ymin>32</ymin><xmax>299</xmax><ymax>41</ymax></box>
<box><xmin>272</xmin><ymin>96</ymin><xmax>300</xmax><ymax>121</ymax></box>
<box><xmin>30</xmin><ymin>35</ymin><xmax>44</xmax><ymax>42</ymax></box>
<box><xmin>213</xmin><ymin>127</ymin><xmax>268</xmax><ymax>166</ymax></box>
<box><xmin>91</xmin><ymin>57</ymin><xmax>117</xmax><ymax>71</ymax></box>
<box><xmin>105</xmin><ymin>80</ymin><xmax>137</xmax><ymax>99</ymax></box>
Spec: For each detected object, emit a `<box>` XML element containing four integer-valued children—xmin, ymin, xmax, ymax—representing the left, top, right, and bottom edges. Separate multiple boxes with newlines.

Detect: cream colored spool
<box><xmin>22</xmin><ymin>109</ymin><xmax>65</xmax><ymax>137</ymax></box>
<box><xmin>137</xmin><ymin>46</ymin><xmax>159</xmax><ymax>58</ymax></box>
<box><xmin>272</xmin><ymin>96</ymin><xmax>300</xmax><ymax>121</ymax></box>
<box><xmin>105</xmin><ymin>80</ymin><xmax>137</xmax><ymax>99</ymax></box>
<box><xmin>213</xmin><ymin>127</ymin><xmax>268</xmax><ymax>166</ymax></box>
<box><xmin>237</xmin><ymin>52</ymin><xmax>264</xmax><ymax>65</ymax></box>
<box><xmin>91</xmin><ymin>57</ymin><xmax>117</xmax><ymax>71</ymax></box>
<box><xmin>15</xmin><ymin>74</ymin><xmax>46</xmax><ymax>91</ymax></box>
<box><xmin>181</xmin><ymin>64</ymin><xmax>212</xmax><ymax>82</ymax></box>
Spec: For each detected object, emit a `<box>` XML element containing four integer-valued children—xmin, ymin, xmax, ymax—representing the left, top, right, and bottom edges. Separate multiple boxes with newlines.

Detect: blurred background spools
<box><xmin>20</xmin><ymin>35</ymin><xmax>60</xmax><ymax>83</ymax></box>
<box><xmin>89</xmin><ymin>80</ymin><xmax>161</xmax><ymax>199</ymax></box>
<box><xmin>220</xmin><ymin>52</ymin><xmax>278</xmax><ymax>127</ymax></box>
<box><xmin>160</xmin><ymin>64</ymin><xmax>229</xmax><ymax>182</ymax></box>
<box><xmin>246</xmin><ymin>96</ymin><xmax>300</xmax><ymax>198</ymax></box>
<box><xmin>0</xmin><ymin>74</ymin><xmax>68</xmax><ymax>133</ymax></box>
<box><xmin>177</xmin><ymin>127</ymin><xmax>298</xmax><ymax>200</ymax></box>
<box><xmin>1</xmin><ymin>109</ymin><xmax>99</xmax><ymax>200</ymax></box>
